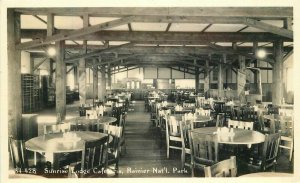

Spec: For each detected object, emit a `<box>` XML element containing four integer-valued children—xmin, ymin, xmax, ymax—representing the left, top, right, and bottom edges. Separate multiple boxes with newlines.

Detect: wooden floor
<box><xmin>27</xmin><ymin>100</ymin><xmax>293</xmax><ymax>178</ymax></box>
<box><xmin>117</xmin><ymin>101</ymin><xmax>190</xmax><ymax>177</ymax></box>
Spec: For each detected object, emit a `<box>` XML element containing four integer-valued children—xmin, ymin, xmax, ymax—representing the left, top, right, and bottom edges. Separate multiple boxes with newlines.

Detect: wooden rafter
<box><xmin>21</xmin><ymin>30</ymin><xmax>292</xmax><ymax>43</ymax></box>
<box><xmin>283</xmin><ymin>49</ymin><xmax>293</xmax><ymax>62</ymax></box>
<box><xmin>95</xmin><ymin>54</ymin><xmax>140</xmax><ymax>66</ymax></box>
<box><xmin>15</xmin><ymin>7</ymin><xmax>292</xmax><ymax>18</ymax></box>
<box><xmin>16</xmin><ymin>16</ymin><xmax>136</xmax><ymax>49</ymax></box>
<box><xmin>64</xmin><ymin>42</ymin><xmax>133</xmax><ymax>63</ymax></box>
<box><xmin>244</xmin><ymin>18</ymin><xmax>293</xmax><ymax>39</ymax></box>
<box><xmin>33</xmin><ymin>57</ymin><xmax>48</xmax><ymax>71</ymax></box>
<box><xmin>208</xmin><ymin>43</ymin><xmax>274</xmax><ymax>64</ymax></box>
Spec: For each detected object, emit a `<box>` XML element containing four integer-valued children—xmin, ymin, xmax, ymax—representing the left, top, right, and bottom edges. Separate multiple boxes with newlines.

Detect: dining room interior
<box><xmin>3</xmin><ymin>7</ymin><xmax>297</xmax><ymax>179</ymax></box>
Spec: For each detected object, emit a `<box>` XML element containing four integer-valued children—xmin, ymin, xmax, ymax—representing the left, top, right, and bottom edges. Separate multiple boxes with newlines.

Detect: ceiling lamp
<box><xmin>47</xmin><ymin>47</ymin><xmax>56</xmax><ymax>56</ymax></box>
<box><xmin>256</xmin><ymin>49</ymin><xmax>267</xmax><ymax>59</ymax></box>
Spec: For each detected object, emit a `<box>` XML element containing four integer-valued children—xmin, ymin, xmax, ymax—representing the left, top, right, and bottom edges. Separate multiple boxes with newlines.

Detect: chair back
<box><xmin>261</xmin><ymin>133</ymin><xmax>281</xmax><ymax>170</ymax></box>
<box><xmin>80</xmin><ymin>136</ymin><xmax>108</xmax><ymax>178</ymax></box>
<box><xmin>204</xmin><ymin>156</ymin><xmax>237</xmax><ymax>177</ymax></box>
<box><xmin>166</xmin><ymin>116</ymin><xmax>181</xmax><ymax>137</ymax></box>
<box><xmin>9</xmin><ymin>137</ymin><xmax>28</xmax><ymax>170</ymax></box>
<box><xmin>227</xmin><ymin>119</ymin><xmax>239</xmax><ymax>128</ymax></box>
<box><xmin>43</xmin><ymin>123</ymin><xmax>71</xmax><ymax>134</ymax></box>
<box><xmin>103</xmin><ymin>125</ymin><xmax>122</xmax><ymax>159</ymax></box>
<box><xmin>238</xmin><ymin>121</ymin><xmax>254</xmax><ymax>130</ymax></box>
<box><xmin>216</xmin><ymin>113</ymin><xmax>225</xmax><ymax>127</ymax></box>
<box><xmin>189</xmin><ymin>131</ymin><xmax>218</xmax><ymax>169</ymax></box>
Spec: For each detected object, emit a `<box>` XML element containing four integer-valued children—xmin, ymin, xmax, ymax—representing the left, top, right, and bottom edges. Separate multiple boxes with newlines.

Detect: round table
<box><xmin>171</xmin><ymin>114</ymin><xmax>213</xmax><ymax>125</ymax></box>
<box><xmin>191</xmin><ymin>127</ymin><xmax>265</xmax><ymax>146</ymax></box>
<box><xmin>65</xmin><ymin>116</ymin><xmax>117</xmax><ymax>125</ymax></box>
<box><xmin>26</xmin><ymin>131</ymin><xmax>107</xmax><ymax>168</ymax></box>
<box><xmin>240</xmin><ymin>172</ymin><xmax>293</xmax><ymax>177</ymax></box>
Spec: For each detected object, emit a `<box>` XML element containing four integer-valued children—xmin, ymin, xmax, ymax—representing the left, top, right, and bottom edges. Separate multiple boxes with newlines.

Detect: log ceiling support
<box><xmin>99</xmin><ymin>66</ymin><xmax>106</xmax><ymax>101</ymax></box>
<box><xmin>64</xmin><ymin>42</ymin><xmax>133</xmax><ymax>63</ymax></box>
<box><xmin>78</xmin><ymin>16</ymin><xmax>89</xmax><ymax>105</ymax></box>
<box><xmin>16</xmin><ymin>16</ymin><xmax>136</xmax><ymax>49</ymax></box>
<box><xmin>93</xmin><ymin>59</ymin><xmax>98</xmax><ymax>103</ymax></box>
<box><xmin>7</xmin><ymin>10</ymin><xmax>22</xmax><ymax>139</ymax></box>
<box><xmin>21</xmin><ymin>30</ymin><xmax>292</xmax><ymax>43</ymax></box>
<box><xmin>195</xmin><ymin>63</ymin><xmax>200</xmax><ymax>94</ymax></box>
<box><xmin>237</xmin><ymin>55</ymin><xmax>246</xmax><ymax>104</ymax></box>
<box><xmin>55</xmin><ymin>40</ymin><xmax>66</xmax><ymax>122</ymax></box>
<box><xmin>272</xmin><ymin>40</ymin><xmax>284</xmax><ymax>105</ymax></box>
<box><xmin>15</xmin><ymin>7</ymin><xmax>292</xmax><ymax>18</ymax></box>
<box><xmin>243</xmin><ymin>18</ymin><xmax>293</xmax><ymax>39</ymax></box>
<box><xmin>107</xmin><ymin>65</ymin><xmax>112</xmax><ymax>89</ymax></box>
<box><xmin>204</xmin><ymin>57</ymin><xmax>210</xmax><ymax>96</ymax></box>
<box><xmin>33</xmin><ymin>57</ymin><xmax>48</xmax><ymax>71</ymax></box>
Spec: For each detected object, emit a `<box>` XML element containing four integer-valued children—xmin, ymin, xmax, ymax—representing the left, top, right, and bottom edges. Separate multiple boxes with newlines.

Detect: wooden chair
<box><xmin>118</xmin><ymin>112</ymin><xmax>127</xmax><ymax>155</ymax></box>
<box><xmin>9</xmin><ymin>137</ymin><xmax>50</xmax><ymax>175</ymax></box>
<box><xmin>227</xmin><ymin>119</ymin><xmax>239</xmax><ymax>128</ymax></box>
<box><xmin>238</xmin><ymin>121</ymin><xmax>254</xmax><ymax>130</ymax></box>
<box><xmin>216</xmin><ymin>113</ymin><xmax>225</xmax><ymax>127</ymax></box>
<box><xmin>279</xmin><ymin>116</ymin><xmax>293</xmax><ymax>161</ymax></box>
<box><xmin>188</xmin><ymin>131</ymin><xmax>219</xmax><ymax>177</ymax></box>
<box><xmin>240</xmin><ymin>133</ymin><xmax>281</xmax><ymax>172</ymax></box>
<box><xmin>165</xmin><ymin>116</ymin><xmax>183</xmax><ymax>159</ymax></box>
<box><xmin>204</xmin><ymin>156</ymin><xmax>237</xmax><ymax>177</ymax></box>
<box><xmin>68</xmin><ymin>136</ymin><xmax>109</xmax><ymax>178</ymax></box>
<box><xmin>180</xmin><ymin>118</ymin><xmax>193</xmax><ymax>169</ymax></box>
<box><xmin>103</xmin><ymin>124</ymin><xmax>122</xmax><ymax>175</ymax></box>
<box><xmin>43</xmin><ymin>123</ymin><xmax>71</xmax><ymax>134</ymax></box>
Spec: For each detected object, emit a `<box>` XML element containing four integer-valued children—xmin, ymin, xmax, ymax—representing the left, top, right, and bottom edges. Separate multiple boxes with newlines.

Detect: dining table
<box><xmin>25</xmin><ymin>131</ymin><xmax>108</xmax><ymax>169</ymax></box>
<box><xmin>190</xmin><ymin>127</ymin><xmax>265</xmax><ymax>148</ymax></box>
<box><xmin>65</xmin><ymin>116</ymin><xmax>117</xmax><ymax>125</ymax></box>
<box><xmin>171</xmin><ymin>114</ymin><xmax>213</xmax><ymax>127</ymax></box>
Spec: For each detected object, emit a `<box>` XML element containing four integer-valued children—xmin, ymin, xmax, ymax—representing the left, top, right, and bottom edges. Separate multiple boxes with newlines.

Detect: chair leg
<box><xmin>181</xmin><ymin>149</ymin><xmax>185</xmax><ymax>169</ymax></box>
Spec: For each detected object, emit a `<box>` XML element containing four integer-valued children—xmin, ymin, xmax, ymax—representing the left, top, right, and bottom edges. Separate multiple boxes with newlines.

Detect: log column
<box><xmin>78</xmin><ymin>55</ymin><xmax>86</xmax><ymax>105</ymax></box>
<box><xmin>99</xmin><ymin>66</ymin><xmax>107</xmax><ymax>101</ymax></box>
<box><xmin>93</xmin><ymin>61</ymin><xmax>98</xmax><ymax>101</ymax></box>
<box><xmin>204</xmin><ymin>58</ymin><xmax>210</xmax><ymax>97</ymax></box>
<box><xmin>55</xmin><ymin>41</ymin><xmax>66</xmax><ymax>122</ymax></box>
<box><xmin>237</xmin><ymin>55</ymin><xmax>246</xmax><ymax>103</ymax></box>
<box><xmin>195</xmin><ymin>66</ymin><xmax>200</xmax><ymax>94</ymax></box>
<box><xmin>272</xmin><ymin>40</ymin><xmax>284</xmax><ymax>105</ymax></box>
<box><xmin>217</xmin><ymin>56</ymin><xmax>224</xmax><ymax>98</ymax></box>
<box><xmin>78</xmin><ymin>14</ymin><xmax>89</xmax><ymax>105</ymax></box>
<box><xmin>7</xmin><ymin>10</ymin><xmax>22</xmax><ymax>139</ymax></box>
<box><xmin>107</xmin><ymin>65</ymin><xmax>112</xmax><ymax>90</ymax></box>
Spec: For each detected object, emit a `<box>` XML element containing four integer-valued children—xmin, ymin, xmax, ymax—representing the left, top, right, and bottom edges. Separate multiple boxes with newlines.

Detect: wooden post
<box><xmin>78</xmin><ymin>14</ymin><xmax>89</xmax><ymax>105</ymax></box>
<box><xmin>218</xmin><ymin>58</ymin><xmax>223</xmax><ymax>98</ymax></box>
<box><xmin>30</xmin><ymin>55</ymin><xmax>34</xmax><ymax>74</ymax></box>
<box><xmin>272</xmin><ymin>40</ymin><xmax>284</xmax><ymax>105</ymax></box>
<box><xmin>195</xmin><ymin>66</ymin><xmax>200</xmax><ymax>94</ymax></box>
<box><xmin>93</xmin><ymin>61</ymin><xmax>98</xmax><ymax>102</ymax></box>
<box><xmin>78</xmin><ymin>56</ymin><xmax>86</xmax><ymax>105</ymax></box>
<box><xmin>55</xmin><ymin>40</ymin><xmax>66</xmax><ymax>122</ymax></box>
<box><xmin>99</xmin><ymin>66</ymin><xmax>107</xmax><ymax>101</ymax></box>
<box><xmin>107</xmin><ymin>65</ymin><xmax>112</xmax><ymax>90</ymax></box>
<box><xmin>204</xmin><ymin>58</ymin><xmax>210</xmax><ymax>97</ymax></box>
<box><xmin>237</xmin><ymin>55</ymin><xmax>246</xmax><ymax>103</ymax></box>
<box><xmin>49</xmin><ymin>58</ymin><xmax>54</xmax><ymax>85</ymax></box>
<box><xmin>7</xmin><ymin>10</ymin><xmax>22</xmax><ymax>139</ymax></box>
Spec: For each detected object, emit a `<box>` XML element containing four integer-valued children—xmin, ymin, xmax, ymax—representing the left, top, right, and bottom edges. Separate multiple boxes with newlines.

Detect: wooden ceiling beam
<box><xmin>21</xmin><ymin>30</ymin><xmax>292</xmax><ymax>42</ymax></box>
<box><xmin>208</xmin><ymin>43</ymin><xmax>274</xmax><ymax>64</ymax></box>
<box><xmin>16</xmin><ymin>16</ymin><xmax>136</xmax><ymax>50</ymax></box>
<box><xmin>64</xmin><ymin>42</ymin><xmax>133</xmax><ymax>63</ymax></box>
<box><xmin>243</xmin><ymin>18</ymin><xmax>293</xmax><ymax>39</ymax></box>
<box><xmin>15</xmin><ymin>7</ymin><xmax>292</xmax><ymax>18</ymax></box>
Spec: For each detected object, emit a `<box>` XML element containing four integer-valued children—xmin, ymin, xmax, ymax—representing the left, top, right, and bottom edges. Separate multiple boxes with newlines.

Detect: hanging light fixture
<box><xmin>47</xmin><ymin>47</ymin><xmax>56</xmax><ymax>56</ymax></box>
<box><xmin>256</xmin><ymin>49</ymin><xmax>267</xmax><ymax>59</ymax></box>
